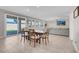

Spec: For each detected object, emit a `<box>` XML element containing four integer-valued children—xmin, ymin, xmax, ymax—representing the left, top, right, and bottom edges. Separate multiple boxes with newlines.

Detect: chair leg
<box><xmin>34</xmin><ymin>39</ymin><xmax>36</xmax><ymax>47</ymax></box>
<box><xmin>45</xmin><ymin>39</ymin><xmax>47</xmax><ymax>45</ymax></box>
<box><xmin>39</xmin><ymin>39</ymin><xmax>41</xmax><ymax>44</ymax></box>
<box><xmin>47</xmin><ymin>37</ymin><xmax>49</xmax><ymax>43</ymax></box>
<box><xmin>26</xmin><ymin>36</ymin><xmax>28</xmax><ymax>40</ymax></box>
<box><xmin>42</xmin><ymin>38</ymin><xmax>44</xmax><ymax>44</ymax></box>
<box><xmin>29</xmin><ymin>38</ymin><xmax>31</xmax><ymax>45</ymax></box>
<box><xmin>24</xmin><ymin>36</ymin><xmax>25</xmax><ymax>43</ymax></box>
<box><xmin>20</xmin><ymin>36</ymin><xmax>22</xmax><ymax>42</ymax></box>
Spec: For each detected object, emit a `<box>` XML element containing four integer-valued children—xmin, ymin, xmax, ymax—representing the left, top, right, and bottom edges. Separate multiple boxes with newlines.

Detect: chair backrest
<box><xmin>29</xmin><ymin>29</ymin><xmax>35</xmax><ymax>36</ymax></box>
<box><xmin>20</xmin><ymin>28</ymin><xmax>25</xmax><ymax>34</ymax></box>
<box><xmin>42</xmin><ymin>30</ymin><xmax>49</xmax><ymax>38</ymax></box>
<box><xmin>29</xmin><ymin>29</ymin><xmax>34</xmax><ymax>32</ymax></box>
<box><xmin>20</xmin><ymin>31</ymin><xmax>25</xmax><ymax>35</ymax></box>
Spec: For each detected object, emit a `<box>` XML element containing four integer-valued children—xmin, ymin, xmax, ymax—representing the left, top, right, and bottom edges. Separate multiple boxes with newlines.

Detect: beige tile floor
<box><xmin>0</xmin><ymin>35</ymin><xmax>76</xmax><ymax>53</ymax></box>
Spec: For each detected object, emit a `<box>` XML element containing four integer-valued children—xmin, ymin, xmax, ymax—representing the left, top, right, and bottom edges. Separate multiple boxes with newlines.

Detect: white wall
<box><xmin>47</xmin><ymin>17</ymin><xmax>69</xmax><ymax>29</ymax></box>
<box><xmin>47</xmin><ymin>17</ymin><xmax>69</xmax><ymax>36</ymax></box>
<box><xmin>70</xmin><ymin>7</ymin><xmax>79</xmax><ymax>51</ymax></box>
<box><xmin>70</xmin><ymin>7</ymin><xmax>79</xmax><ymax>41</ymax></box>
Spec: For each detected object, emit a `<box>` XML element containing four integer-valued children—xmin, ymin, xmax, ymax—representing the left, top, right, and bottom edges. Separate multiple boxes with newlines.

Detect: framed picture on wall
<box><xmin>57</xmin><ymin>19</ymin><xmax>66</xmax><ymax>25</ymax></box>
<box><xmin>73</xmin><ymin>6</ymin><xmax>79</xmax><ymax>19</ymax></box>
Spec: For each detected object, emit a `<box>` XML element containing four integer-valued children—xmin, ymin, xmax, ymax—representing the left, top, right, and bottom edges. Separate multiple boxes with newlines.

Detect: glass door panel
<box><xmin>18</xmin><ymin>17</ymin><xmax>26</xmax><ymax>33</ymax></box>
<box><xmin>6</xmin><ymin>16</ymin><xmax>17</xmax><ymax>36</ymax></box>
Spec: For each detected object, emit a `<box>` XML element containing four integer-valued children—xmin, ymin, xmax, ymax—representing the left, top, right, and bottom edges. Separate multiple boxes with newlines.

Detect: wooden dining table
<box><xmin>23</xmin><ymin>29</ymin><xmax>45</xmax><ymax>43</ymax></box>
<box><xmin>23</xmin><ymin>29</ymin><xmax>44</xmax><ymax>36</ymax></box>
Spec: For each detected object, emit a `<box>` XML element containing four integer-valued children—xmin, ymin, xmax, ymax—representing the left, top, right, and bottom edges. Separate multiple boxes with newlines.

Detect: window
<box><xmin>27</xmin><ymin>17</ymin><xmax>45</xmax><ymax>29</ymax></box>
<box><xmin>35</xmin><ymin>21</ymin><xmax>39</xmax><ymax>26</ymax></box>
<box><xmin>21</xmin><ymin>19</ymin><xmax>26</xmax><ymax>29</ymax></box>
<box><xmin>32</xmin><ymin>20</ymin><xmax>35</xmax><ymax>26</ymax></box>
<box><xmin>27</xmin><ymin>20</ymin><xmax>32</xmax><ymax>27</ymax></box>
<box><xmin>6</xmin><ymin>15</ymin><xmax>17</xmax><ymax>36</ymax></box>
<box><xmin>18</xmin><ymin>17</ymin><xmax>26</xmax><ymax>32</ymax></box>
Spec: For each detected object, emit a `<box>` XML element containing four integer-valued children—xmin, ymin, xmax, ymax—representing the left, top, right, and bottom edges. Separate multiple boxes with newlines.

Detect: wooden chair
<box><xmin>41</xmin><ymin>31</ymin><xmax>49</xmax><ymax>45</ymax></box>
<box><xmin>29</xmin><ymin>29</ymin><xmax>36</xmax><ymax>47</ymax></box>
<box><xmin>21</xmin><ymin>29</ymin><xmax>28</xmax><ymax>43</ymax></box>
<box><xmin>35</xmin><ymin>34</ymin><xmax>41</xmax><ymax>44</ymax></box>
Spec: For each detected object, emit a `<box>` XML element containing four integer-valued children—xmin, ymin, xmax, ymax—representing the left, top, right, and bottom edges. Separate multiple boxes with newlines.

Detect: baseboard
<box><xmin>72</xmin><ymin>40</ymin><xmax>79</xmax><ymax>53</ymax></box>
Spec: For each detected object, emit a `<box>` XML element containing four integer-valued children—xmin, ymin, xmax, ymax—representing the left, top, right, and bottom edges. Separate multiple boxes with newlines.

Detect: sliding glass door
<box><xmin>6</xmin><ymin>15</ymin><xmax>18</xmax><ymax>36</ymax></box>
<box><xmin>18</xmin><ymin>17</ymin><xmax>26</xmax><ymax>33</ymax></box>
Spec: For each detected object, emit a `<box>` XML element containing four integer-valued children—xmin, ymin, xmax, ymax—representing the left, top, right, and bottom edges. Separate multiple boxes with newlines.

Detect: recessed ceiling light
<box><xmin>26</xmin><ymin>8</ymin><xmax>30</xmax><ymax>12</ymax></box>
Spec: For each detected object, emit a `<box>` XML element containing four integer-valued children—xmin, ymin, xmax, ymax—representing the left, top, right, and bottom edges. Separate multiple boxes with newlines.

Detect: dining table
<box><xmin>23</xmin><ymin>29</ymin><xmax>45</xmax><ymax>43</ymax></box>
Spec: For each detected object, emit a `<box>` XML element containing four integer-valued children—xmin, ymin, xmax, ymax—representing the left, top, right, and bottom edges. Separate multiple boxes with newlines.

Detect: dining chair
<box><xmin>41</xmin><ymin>31</ymin><xmax>49</xmax><ymax>45</ymax></box>
<box><xmin>29</xmin><ymin>29</ymin><xmax>39</xmax><ymax>47</ymax></box>
<box><xmin>29</xmin><ymin>29</ymin><xmax>36</xmax><ymax>47</ymax></box>
<box><xmin>45</xmin><ymin>31</ymin><xmax>49</xmax><ymax>44</ymax></box>
<box><xmin>20</xmin><ymin>29</ymin><xmax>28</xmax><ymax>43</ymax></box>
<box><xmin>35</xmin><ymin>34</ymin><xmax>41</xmax><ymax>44</ymax></box>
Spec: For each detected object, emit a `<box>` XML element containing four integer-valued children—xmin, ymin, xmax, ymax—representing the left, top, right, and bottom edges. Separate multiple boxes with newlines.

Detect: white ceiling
<box><xmin>0</xmin><ymin>6</ymin><xmax>74</xmax><ymax>20</ymax></box>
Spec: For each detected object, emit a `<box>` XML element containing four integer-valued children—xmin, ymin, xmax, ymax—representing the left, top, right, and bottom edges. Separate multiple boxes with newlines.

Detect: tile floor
<box><xmin>0</xmin><ymin>35</ymin><xmax>76</xmax><ymax>53</ymax></box>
